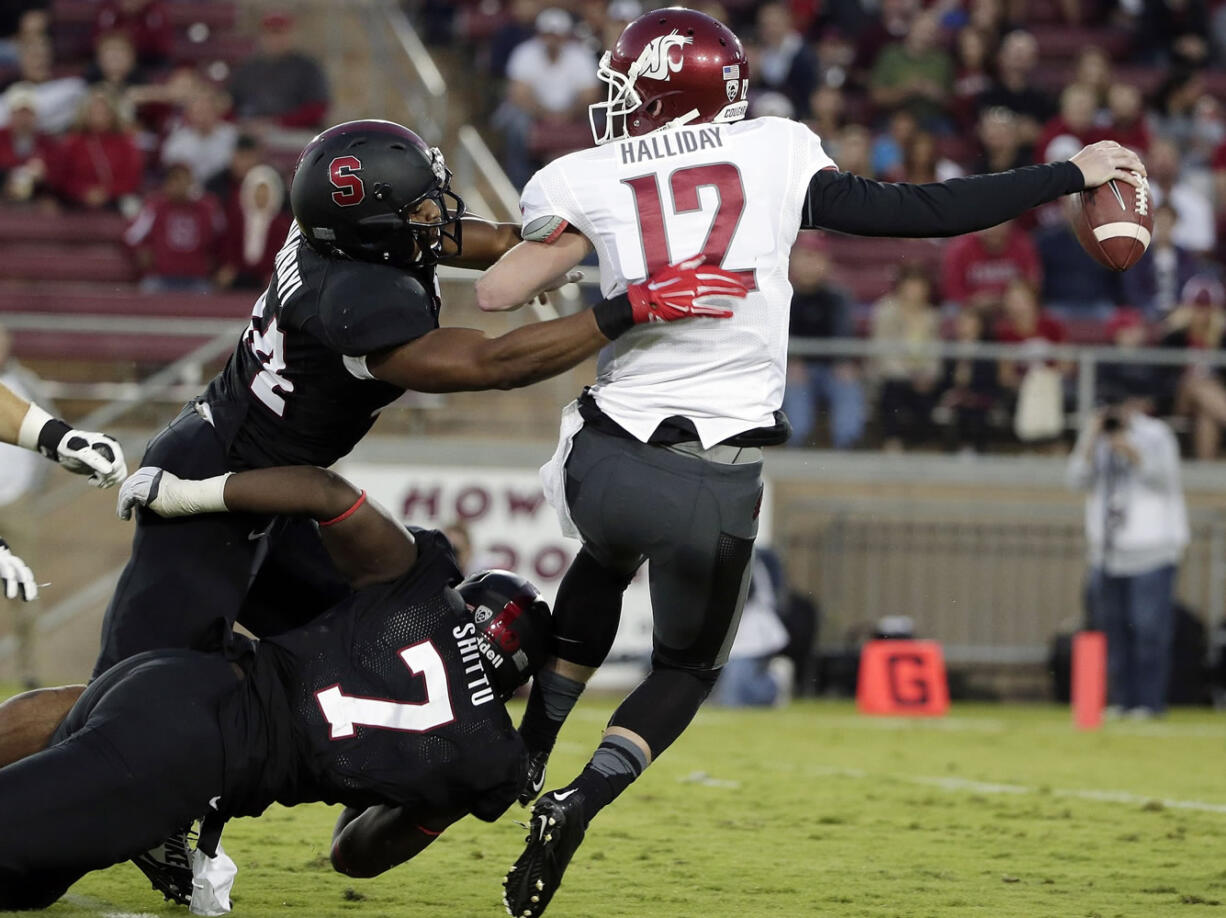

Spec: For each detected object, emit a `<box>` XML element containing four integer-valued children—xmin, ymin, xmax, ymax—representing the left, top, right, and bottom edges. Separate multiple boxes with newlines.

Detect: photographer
<box><xmin>1067</xmin><ymin>391</ymin><xmax>1188</xmax><ymax>718</ymax></box>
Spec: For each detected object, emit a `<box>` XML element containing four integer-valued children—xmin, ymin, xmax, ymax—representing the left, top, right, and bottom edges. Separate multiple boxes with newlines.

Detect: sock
<box><xmin>562</xmin><ymin>734</ymin><xmax>650</xmax><ymax>827</ymax></box>
<box><xmin>517</xmin><ymin>668</ymin><xmax>586</xmax><ymax>755</ymax></box>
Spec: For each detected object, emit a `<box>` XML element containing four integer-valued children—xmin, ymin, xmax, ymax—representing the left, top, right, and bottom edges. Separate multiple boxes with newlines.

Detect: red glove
<box><xmin>626</xmin><ymin>256</ymin><xmax>748</xmax><ymax>323</ymax></box>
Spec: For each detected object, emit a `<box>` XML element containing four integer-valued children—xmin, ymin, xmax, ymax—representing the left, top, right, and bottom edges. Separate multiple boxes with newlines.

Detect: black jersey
<box><xmin>204</xmin><ymin>225</ymin><xmax>440</xmax><ymax>469</ymax></box>
<box><xmin>221</xmin><ymin>530</ymin><xmax>526</xmax><ymax>823</ymax></box>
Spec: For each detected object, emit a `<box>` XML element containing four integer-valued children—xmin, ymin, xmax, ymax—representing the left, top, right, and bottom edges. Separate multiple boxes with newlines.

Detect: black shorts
<box><xmin>0</xmin><ymin>650</ymin><xmax>238</xmax><ymax>909</ymax></box>
<box><xmin>94</xmin><ymin>403</ymin><xmax>349</xmax><ymax>677</ymax></box>
<box><xmin>563</xmin><ymin>425</ymin><xmax>763</xmax><ymax>671</ymax></box>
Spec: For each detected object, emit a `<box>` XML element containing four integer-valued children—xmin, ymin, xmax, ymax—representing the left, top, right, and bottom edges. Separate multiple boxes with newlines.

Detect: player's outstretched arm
<box><xmin>439</xmin><ymin>217</ymin><xmax>522</xmax><ymax>270</ymax></box>
<box><xmin>117</xmin><ymin>466</ymin><xmax>418</xmax><ymax>589</ymax></box>
<box><xmin>0</xmin><ymin>382</ymin><xmax>127</xmax><ymax>488</ymax></box>
<box><xmin>330</xmin><ymin>802</ymin><xmax>466</xmax><ymax>878</ymax></box>
<box><xmin>804</xmin><ymin>141</ymin><xmax>1146</xmax><ymax>238</ymax></box>
<box><xmin>369</xmin><ymin>256</ymin><xmax>748</xmax><ymax>393</ymax></box>
<box><xmin>474</xmin><ymin>229</ymin><xmax>593</xmax><ymax>312</ymax></box>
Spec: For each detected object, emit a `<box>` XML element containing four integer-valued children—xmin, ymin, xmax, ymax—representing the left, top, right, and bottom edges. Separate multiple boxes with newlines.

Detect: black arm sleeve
<box><xmin>802</xmin><ymin>161</ymin><xmax>1085</xmax><ymax>238</ymax></box>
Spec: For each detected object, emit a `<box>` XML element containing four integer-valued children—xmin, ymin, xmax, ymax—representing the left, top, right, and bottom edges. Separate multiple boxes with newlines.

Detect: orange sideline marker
<box><xmin>856</xmin><ymin>639</ymin><xmax>949</xmax><ymax>716</ymax></box>
<box><xmin>1072</xmin><ymin>630</ymin><xmax>1107</xmax><ymax>730</ymax></box>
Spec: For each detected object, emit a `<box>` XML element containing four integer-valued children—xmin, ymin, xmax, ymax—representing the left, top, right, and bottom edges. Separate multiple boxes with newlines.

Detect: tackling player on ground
<box><xmin>0</xmin><ymin>463</ymin><xmax>551</xmax><ymax>911</ymax></box>
<box><xmin>474</xmin><ymin>9</ymin><xmax>1146</xmax><ymax>916</ymax></box>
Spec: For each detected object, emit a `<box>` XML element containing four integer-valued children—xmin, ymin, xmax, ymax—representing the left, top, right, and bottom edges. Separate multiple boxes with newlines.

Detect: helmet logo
<box><xmin>328</xmin><ymin>155</ymin><xmax>365</xmax><ymax>207</ymax></box>
<box><xmin>725</xmin><ymin>80</ymin><xmax>738</xmax><ymax>102</ymax></box>
<box><xmin>473</xmin><ymin>604</ymin><xmax>494</xmax><ymax>625</ymax></box>
<box><xmin>634</xmin><ymin>29</ymin><xmax>691</xmax><ymax>81</ymax></box>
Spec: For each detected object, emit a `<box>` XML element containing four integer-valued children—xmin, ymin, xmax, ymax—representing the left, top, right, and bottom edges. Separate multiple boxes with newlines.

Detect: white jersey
<box><xmin>520</xmin><ymin>116</ymin><xmax>835</xmax><ymax>447</ymax></box>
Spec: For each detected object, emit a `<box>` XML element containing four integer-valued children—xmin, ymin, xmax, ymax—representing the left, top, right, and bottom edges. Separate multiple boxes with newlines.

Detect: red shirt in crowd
<box><xmin>124</xmin><ymin>191</ymin><xmax>226</xmax><ymax>278</ymax></box>
<box><xmin>940</xmin><ymin>229</ymin><xmax>1042</xmax><ymax>307</ymax></box>
<box><xmin>52</xmin><ymin>131</ymin><xmax>144</xmax><ymax>206</ymax></box>
<box><xmin>0</xmin><ymin>128</ymin><xmax>57</xmax><ymax>181</ymax></box>
<box><xmin>1034</xmin><ymin>115</ymin><xmax>1094</xmax><ymax>163</ymax></box>
<box><xmin>995</xmin><ymin>312</ymin><xmax>1067</xmax><ymax>376</ymax></box>
<box><xmin>1095</xmin><ymin>119</ymin><xmax>1150</xmax><ymax>155</ymax></box>
<box><xmin>94</xmin><ymin>0</ymin><xmax>173</xmax><ymax>64</ymax></box>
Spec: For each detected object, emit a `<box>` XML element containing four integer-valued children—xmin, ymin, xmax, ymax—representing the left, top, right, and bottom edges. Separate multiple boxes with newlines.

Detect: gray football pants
<box><xmin>563</xmin><ymin>425</ymin><xmax>763</xmax><ymax>671</ymax></box>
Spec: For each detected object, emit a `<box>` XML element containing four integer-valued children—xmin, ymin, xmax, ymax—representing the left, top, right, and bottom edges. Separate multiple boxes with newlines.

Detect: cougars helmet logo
<box><xmin>634</xmin><ymin>30</ymin><xmax>691</xmax><ymax>81</ymax></box>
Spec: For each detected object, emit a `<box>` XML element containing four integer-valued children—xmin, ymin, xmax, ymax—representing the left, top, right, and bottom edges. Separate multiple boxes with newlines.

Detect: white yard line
<box><xmin>61</xmin><ymin>892</ymin><xmax>157</xmax><ymax>918</ymax></box>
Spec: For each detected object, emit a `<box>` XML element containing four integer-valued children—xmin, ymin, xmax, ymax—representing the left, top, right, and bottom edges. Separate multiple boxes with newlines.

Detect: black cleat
<box><xmin>131</xmin><ymin>825</ymin><xmax>195</xmax><ymax>905</ymax></box>
<box><xmin>517</xmin><ymin>749</ymin><xmax>550</xmax><ymax>807</ymax></box>
<box><xmin>503</xmin><ymin>789</ymin><xmax>586</xmax><ymax>918</ymax></box>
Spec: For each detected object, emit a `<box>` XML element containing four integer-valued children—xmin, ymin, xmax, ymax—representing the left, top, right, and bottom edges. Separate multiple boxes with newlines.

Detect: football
<box><xmin>1070</xmin><ymin>173</ymin><xmax>1153</xmax><ymax>272</ymax></box>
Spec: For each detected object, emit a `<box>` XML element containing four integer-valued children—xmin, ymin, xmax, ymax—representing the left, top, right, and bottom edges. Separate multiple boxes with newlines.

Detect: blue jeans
<box><xmin>715</xmin><ymin>656</ymin><xmax>778</xmax><ymax>707</ymax></box>
<box><xmin>1091</xmin><ymin>564</ymin><xmax>1177</xmax><ymax>712</ymax></box>
<box><xmin>783</xmin><ymin>362</ymin><xmax>865</xmax><ymax>448</ymax></box>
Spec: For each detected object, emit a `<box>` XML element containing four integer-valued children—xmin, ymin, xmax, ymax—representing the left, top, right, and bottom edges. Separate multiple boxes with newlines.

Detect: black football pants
<box><xmin>0</xmin><ymin>650</ymin><xmax>236</xmax><ymax>909</ymax></box>
<box><xmin>93</xmin><ymin>404</ymin><xmax>348</xmax><ymax>678</ymax></box>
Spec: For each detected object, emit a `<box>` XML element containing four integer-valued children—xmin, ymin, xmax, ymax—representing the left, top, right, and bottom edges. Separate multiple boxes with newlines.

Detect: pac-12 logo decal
<box><xmin>473</xmin><ymin>604</ymin><xmax>494</xmax><ymax>625</ymax></box>
<box><xmin>634</xmin><ymin>29</ymin><xmax>692</xmax><ymax>81</ymax></box>
<box><xmin>329</xmin><ymin>155</ymin><xmax>365</xmax><ymax>206</ymax></box>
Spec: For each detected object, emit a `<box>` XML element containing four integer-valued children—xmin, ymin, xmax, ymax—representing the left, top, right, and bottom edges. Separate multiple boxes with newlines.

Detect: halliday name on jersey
<box><xmin>618</xmin><ymin>125</ymin><xmax>726</xmax><ymax>165</ymax></box>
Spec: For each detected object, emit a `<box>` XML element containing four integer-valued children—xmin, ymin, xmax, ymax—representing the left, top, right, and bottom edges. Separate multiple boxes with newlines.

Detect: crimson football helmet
<box><xmin>457</xmin><ymin>570</ymin><xmax>553</xmax><ymax>702</ymax></box>
<box><xmin>290</xmin><ymin>119</ymin><xmax>465</xmax><ymax>269</ymax></box>
<box><xmin>589</xmin><ymin>7</ymin><xmax>749</xmax><ymax>145</ymax></box>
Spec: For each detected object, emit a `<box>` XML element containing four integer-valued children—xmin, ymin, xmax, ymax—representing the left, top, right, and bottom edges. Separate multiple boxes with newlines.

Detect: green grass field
<box><xmin>12</xmin><ymin>699</ymin><xmax>1226</xmax><ymax>918</ymax></box>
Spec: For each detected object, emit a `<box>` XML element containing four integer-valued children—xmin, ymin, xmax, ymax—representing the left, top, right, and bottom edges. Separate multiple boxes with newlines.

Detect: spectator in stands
<box><xmin>588</xmin><ymin>1</ymin><xmax>643</xmax><ymax>53</ymax></box>
<box><xmin>753</xmin><ymin>3</ymin><xmax>819</xmax><ymax>116</ymax></box>
<box><xmin>494</xmin><ymin>7</ymin><xmax>599</xmax><ymax>188</ymax></box>
<box><xmin>1098</xmin><ymin>84</ymin><xmax>1150</xmax><ymax>154</ymax></box>
<box><xmin>161</xmin><ymin>82</ymin><xmax>237</xmax><ymax>187</ymax></box>
<box><xmin>938</xmin><ymin>309</ymin><xmax>1000</xmax><ymax>453</ymax></box>
<box><xmin>871</xmin><ymin>108</ymin><xmax>917</xmax><ymax>179</ymax></box>
<box><xmin>124</xmin><ymin>161</ymin><xmax>224</xmax><ymax>293</ymax></box>
<box><xmin>85</xmin><ymin>30</ymin><xmax>148</xmax><ymax>101</ymax></box>
<box><xmin>1036</xmin><ymin>203</ymin><xmax>1121</xmax><ymax>321</ymax></box>
<box><xmin>487</xmin><ymin>0</ymin><xmax>539</xmax><ymax>80</ymax></box>
<box><xmin>216</xmin><ymin>164</ymin><xmax>291</xmax><ymax>291</ymax></box>
<box><xmin>805</xmin><ymin>84</ymin><xmax>845</xmax><ymax>140</ymax></box>
<box><xmin>871</xmin><ymin>263</ymin><xmax>941</xmax><ymax>450</ymax></box>
<box><xmin>951</xmin><ymin>26</ymin><xmax>992</xmax><ymax>131</ymax></box>
<box><xmin>868</xmin><ymin>10</ymin><xmax>953</xmax><ymax>129</ymax></box>
<box><xmin>0</xmin><ymin>83</ymin><xmax>54</xmax><ymax>203</ymax></box>
<box><xmin>716</xmin><ymin>547</ymin><xmax>792</xmax><ymax>708</ymax></box>
<box><xmin>897</xmin><ymin>129</ymin><xmax>963</xmax><ymax>183</ymax></box>
<box><xmin>1036</xmin><ymin>83</ymin><xmax>1097</xmax><ymax>164</ymax></box>
<box><xmin>977</xmin><ymin>30</ymin><xmax>1051</xmax><ymax>145</ymax></box>
<box><xmin>1099</xmin><ymin>308</ymin><xmax>1164</xmax><ymax>405</ymax></box>
<box><xmin>1068</xmin><ymin>389</ymin><xmax>1187</xmax><ymax>720</ymax></box>
<box><xmin>970</xmin><ymin>106</ymin><xmax>1031</xmax><ymax>174</ymax></box>
<box><xmin>996</xmin><ymin>278</ymin><xmax>1070</xmax><ymax>443</ymax></box>
<box><xmin>0</xmin><ymin>36</ymin><xmax>86</xmax><ymax>134</ymax></box>
<box><xmin>1123</xmin><ymin>202</ymin><xmax>1198</xmax><ymax>320</ymax></box>
<box><xmin>229</xmin><ymin>12</ymin><xmax>329</xmax><ymax>131</ymax></box>
<box><xmin>783</xmin><ymin>232</ymin><xmax>865</xmax><ymax>449</ymax></box>
<box><xmin>1073</xmin><ymin>46</ymin><xmax>1112</xmax><ymax>113</ymax></box>
<box><xmin>1149</xmin><ymin>65</ymin><xmax>1210</xmax><ymax>158</ymax></box>
<box><xmin>1161</xmin><ymin>275</ymin><xmax>1226</xmax><ymax>460</ymax></box>
<box><xmin>92</xmin><ymin>0</ymin><xmax>172</xmax><ymax>69</ymax></box>
<box><xmin>854</xmin><ymin>0</ymin><xmax>917</xmax><ymax>77</ymax></box>
<box><xmin>53</xmin><ymin>89</ymin><xmax>143</xmax><ymax>211</ymax></box>
<box><xmin>941</xmin><ymin>220</ymin><xmax>1041</xmax><ymax>315</ymax></box>
<box><xmin>1148</xmin><ymin>136</ymin><xmax>1216</xmax><ymax>255</ymax></box>
<box><xmin>831</xmin><ymin>123</ymin><xmax>873</xmax><ymax>177</ymax></box>
<box><xmin>0</xmin><ymin>4</ymin><xmax>47</xmax><ymax>70</ymax></box>
<box><xmin>1132</xmin><ymin>0</ymin><xmax>1210</xmax><ymax>66</ymax></box>
<box><xmin>814</xmin><ymin>25</ymin><xmax>856</xmax><ymax>90</ymax></box>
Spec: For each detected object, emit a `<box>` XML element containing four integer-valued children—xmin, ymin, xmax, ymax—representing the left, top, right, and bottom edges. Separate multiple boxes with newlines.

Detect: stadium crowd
<box><xmin>422</xmin><ymin>0</ymin><xmax>1226</xmax><ymax>457</ymax></box>
<box><xmin>0</xmin><ymin>1</ymin><xmax>323</xmax><ymax>293</ymax></box>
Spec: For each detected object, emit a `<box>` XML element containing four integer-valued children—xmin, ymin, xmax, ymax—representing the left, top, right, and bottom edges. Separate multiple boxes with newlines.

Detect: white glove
<box><xmin>118</xmin><ymin>467</ymin><xmax>231</xmax><ymax>521</ymax></box>
<box><xmin>0</xmin><ymin>539</ymin><xmax>37</xmax><ymax>601</ymax></box>
<box><xmin>54</xmin><ymin>428</ymin><xmax>128</xmax><ymax>488</ymax></box>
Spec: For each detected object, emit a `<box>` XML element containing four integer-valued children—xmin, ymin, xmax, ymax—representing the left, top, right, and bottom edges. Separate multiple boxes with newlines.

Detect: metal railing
<box><xmin>780</xmin><ymin>496</ymin><xmax>1226</xmax><ymax>667</ymax></box>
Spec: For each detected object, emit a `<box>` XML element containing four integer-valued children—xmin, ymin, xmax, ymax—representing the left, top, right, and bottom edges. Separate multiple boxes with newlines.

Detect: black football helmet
<box><xmin>290</xmin><ymin>119</ymin><xmax>465</xmax><ymax>269</ymax></box>
<box><xmin>457</xmin><ymin>570</ymin><xmax>553</xmax><ymax>702</ymax></box>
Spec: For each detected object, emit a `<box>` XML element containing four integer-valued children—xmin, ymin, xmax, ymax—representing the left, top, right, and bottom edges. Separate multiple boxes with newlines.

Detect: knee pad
<box><xmin>551</xmin><ymin>549</ymin><xmax>636</xmax><ymax>668</ymax></box>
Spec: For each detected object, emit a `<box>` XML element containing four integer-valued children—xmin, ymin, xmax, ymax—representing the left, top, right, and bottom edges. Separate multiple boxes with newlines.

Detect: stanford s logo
<box><xmin>329</xmin><ymin>155</ymin><xmax>365</xmax><ymax>206</ymax></box>
<box><xmin>635</xmin><ymin>30</ymin><xmax>692</xmax><ymax>81</ymax></box>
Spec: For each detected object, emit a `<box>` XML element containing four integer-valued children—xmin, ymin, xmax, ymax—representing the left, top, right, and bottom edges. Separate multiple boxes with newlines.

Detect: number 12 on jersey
<box><xmin>623</xmin><ymin>163</ymin><xmax>757</xmax><ymax>290</ymax></box>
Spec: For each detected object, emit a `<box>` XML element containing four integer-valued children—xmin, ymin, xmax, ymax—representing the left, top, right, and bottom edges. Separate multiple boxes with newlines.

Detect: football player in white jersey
<box><xmin>478</xmin><ymin>9</ymin><xmax>1145</xmax><ymax>916</ymax></box>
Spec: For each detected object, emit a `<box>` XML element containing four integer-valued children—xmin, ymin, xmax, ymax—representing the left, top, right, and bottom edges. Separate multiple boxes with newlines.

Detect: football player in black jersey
<box><xmin>92</xmin><ymin>119</ymin><xmax>747</xmax><ymax>682</ymax></box>
<box><xmin>0</xmin><ymin>463</ymin><xmax>552</xmax><ymax>911</ymax></box>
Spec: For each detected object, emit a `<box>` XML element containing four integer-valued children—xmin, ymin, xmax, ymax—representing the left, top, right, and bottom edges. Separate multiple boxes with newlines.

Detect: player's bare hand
<box><xmin>1070</xmin><ymin>141</ymin><xmax>1147</xmax><ymax>189</ymax></box>
<box><xmin>517</xmin><ymin>271</ymin><xmax>584</xmax><ymax>311</ymax></box>
<box><xmin>0</xmin><ymin>538</ymin><xmax>36</xmax><ymax>601</ymax></box>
